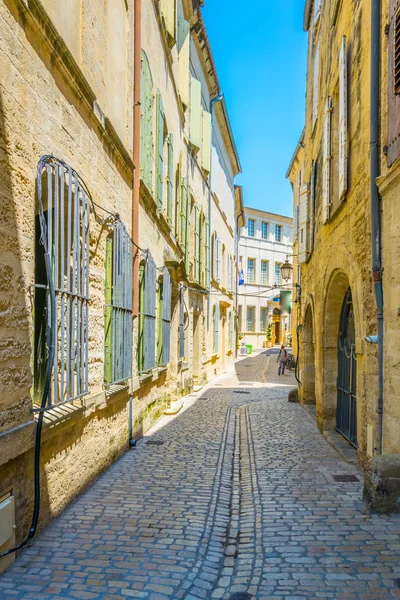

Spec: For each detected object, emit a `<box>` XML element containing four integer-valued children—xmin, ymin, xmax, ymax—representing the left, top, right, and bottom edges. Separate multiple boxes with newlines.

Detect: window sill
<box><xmin>139</xmin><ymin>372</ymin><xmax>153</xmax><ymax>384</ymax></box>
<box><xmin>158</xmin><ymin>365</ymin><xmax>168</xmax><ymax>375</ymax></box>
<box><xmin>180</xmin><ymin>361</ymin><xmax>189</xmax><ymax>372</ymax></box>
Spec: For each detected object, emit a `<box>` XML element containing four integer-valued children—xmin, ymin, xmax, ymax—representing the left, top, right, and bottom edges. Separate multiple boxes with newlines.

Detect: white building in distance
<box><xmin>237</xmin><ymin>207</ymin><xmax>293</xmax><ymax>348</ymax></box>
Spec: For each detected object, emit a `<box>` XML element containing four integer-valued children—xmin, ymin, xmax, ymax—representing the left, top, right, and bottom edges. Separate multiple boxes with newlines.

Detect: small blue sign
<box><xmin>239</xmin><ymin>270</ymin><xmax>244</xmax><ymax>285</ymax></box>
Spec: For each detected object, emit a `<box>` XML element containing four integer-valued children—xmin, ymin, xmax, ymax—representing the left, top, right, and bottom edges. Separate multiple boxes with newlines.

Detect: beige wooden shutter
<box><xmin>298</xmin><ymin>183</ymin><xmax>309</xmax><ymax>263</ymax></box>
<box><xmin>201</xmin><ymin>109</ymin><xmax>212</xmax><ymax>173</ymax></box>
<box><xmin>160</xmin><ymin>0</ymin><xmax>176</xmax><ymax>47</ymax></box>
<box><xmin>322</xmin><ymin>97</ymin><xmax>332</xmax><ymax>224</ymax></box>
<box><xmin>177</xmin><ymin>18</ymin><xmax>190</xmax><ymax>109</ymax></box>
<box><xmin>190</xmin><ymin>77</ymin><xmax>202</xmax><ymax>151</ymax></box>
<box><xmin>338</xmin><ymin>36</ymin><xmax>348</xmax><ymax>200</ymax></box>
<box><xmin>312</xmin><ymin>44</ymin><xmax>320</xmax><ymax>128</ymax></box>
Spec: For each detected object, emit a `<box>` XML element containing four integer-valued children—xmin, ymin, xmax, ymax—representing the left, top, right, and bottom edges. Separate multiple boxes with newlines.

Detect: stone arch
<box><xmin>322</xmin><ymin>269</ymin><xmax>354</xmax><ymax>431</ymax></box>
<box><xmin>303</xmin><ymin>302</ymin><xmax>316</xmax><ymax>405</ymax></box>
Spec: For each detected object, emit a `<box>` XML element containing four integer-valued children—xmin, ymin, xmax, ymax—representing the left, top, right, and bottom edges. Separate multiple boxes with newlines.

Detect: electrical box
<box><xmin>0</xmin><ymin>493</ymin><xmax>16</xmax><ymax>573</ymax></box>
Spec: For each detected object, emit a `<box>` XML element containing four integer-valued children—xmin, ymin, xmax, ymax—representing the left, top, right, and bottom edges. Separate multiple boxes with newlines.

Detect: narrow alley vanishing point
<box><xmin>2</xmin><ymin>351</ymin><xmax>400</xmax><ymax>600</ymax></box>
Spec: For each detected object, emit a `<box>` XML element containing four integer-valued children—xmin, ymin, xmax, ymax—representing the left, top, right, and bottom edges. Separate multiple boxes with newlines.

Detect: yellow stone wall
<box><xmin>294</xmin><ymin>0</ymin><xmax>381</xmax><ymax>464</ymax></box>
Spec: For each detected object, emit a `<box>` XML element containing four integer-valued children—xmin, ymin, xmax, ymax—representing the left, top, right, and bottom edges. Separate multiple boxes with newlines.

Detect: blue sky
<box><xmin>202</xmin><ymin>1</ymin><xmax>308</xmax><ymax>218</ymax></box>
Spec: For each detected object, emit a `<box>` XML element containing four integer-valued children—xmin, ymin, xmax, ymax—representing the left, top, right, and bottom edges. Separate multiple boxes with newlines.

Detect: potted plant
<box><xmin>266</xmin><ymin>324</ymin><xmax>273</xmax><ymax>348</ymax></box>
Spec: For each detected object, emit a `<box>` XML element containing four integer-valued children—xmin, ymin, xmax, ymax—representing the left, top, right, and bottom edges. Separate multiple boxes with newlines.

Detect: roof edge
<box><xmin>285</xmin><ymin>128</ymin><xmax>305</xmax><ymax>179</ymax></box>
<box><xmin>303</xmin><ymin>0</ymin><xmax>312</xmax><ymax>31</ymax></box>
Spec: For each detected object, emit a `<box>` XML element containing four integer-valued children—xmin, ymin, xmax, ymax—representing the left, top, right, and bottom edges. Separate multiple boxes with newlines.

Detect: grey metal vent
<box><xmin>146</xmin><ymin>440</ymin><xmax>165</xmax><ymax>446</ymax></box>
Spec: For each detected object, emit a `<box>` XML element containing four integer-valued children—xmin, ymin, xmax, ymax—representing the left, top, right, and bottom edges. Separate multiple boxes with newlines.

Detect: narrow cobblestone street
<box><xmin>1</xmin><ymin>351</ymin><xmax>400</xmax><ymax>600</ymax></box>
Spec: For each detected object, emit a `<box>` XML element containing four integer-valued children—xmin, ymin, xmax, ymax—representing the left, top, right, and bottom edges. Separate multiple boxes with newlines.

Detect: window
<box><xmin>138</xmin><ymin>253</ymin><xmax>157</xmax><ymax>373</ymax></box>
<box><xmin>275</xmin><ymin>225</ymin><xmax>282</xmax><ymax>242</ymax></box>
<box><xmin>238</xmin><ymin>305</ymin><xmax>243</xmax><ymax>333</ymax></box>
<box><xmin>261</xmin><ymin>261</ymin><xmax>268</xmax><ymax>285</ymax></box>
<box><xmin>247</xmin><ymin>258</ymin><xmax>255</xmax><ymax>283</ymax></box>
<box><xmin>213</xmin><ymin>304</ymin><xmax>220</xmax><ymax>353</ymax></box>
<box><xmin>178</xmin><ymin>176</ymin><xmax>189</xmax><ymax>268</ymax></box>
<box><xmin>104</xmin><ymin>222</ymin><xmax>133</xmax><ymax>387</ymax></box>
<box><xmin>157</xmin><ymin>269</ymin><xmax>172</xmax><ymax>366</ymax></box>
<box><xmin>260</xmin><ymin>307</ymin><xmax>268</xmax><ymax>332</ymax></box>
<box><xmin>194</xmin><ymin>204</ymin><xmax>201</xmax><ymax>283</ymax></box>
<box><xmin>34</xmin><ymin>157</ymin><xmax>90</xmax><ymax>406</ymax></box>
<box><xmin>261</xmin><ymin>221</ymin><xmax>268</xmax><ymax>240</ymax></box>
<box><xmin>295</xmin><ymin>205</ymin><xmax>299</xmax><ymax>239</ymax></box>
<box><xmin>246</xmin><ymin>307</ymin><xmax>255</xmax><ymax>332</ymax></box>
<box><xmin>140</xmin><ymin>51</ymin><xmax>154</xmax><ymax>194</ymax></box>
<box><xmin>275</xmin><ymin>263</ymin><xmax>281</xmax><ymax>286</ymax></box>
<box><xmin>247</xmin><ymin>218</ymin><xmax>255</xmax><ymax>237</ymax></box>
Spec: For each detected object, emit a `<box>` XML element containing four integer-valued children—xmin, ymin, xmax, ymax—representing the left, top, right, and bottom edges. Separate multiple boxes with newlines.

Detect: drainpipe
<box><xmin>235</xmin><ymin>210</ymin><xmax>243</xmax><ymax>358</ymax></box>
<box><xmin>370</xmin><ymin>0</ymin><xmax>384</xmax><ymax>454</ymax></box>
<box><xmin>207</xmin><ymin>92</ymin><xmax>224</xmax><ymax>330</ymax></box>
<box><xmin>132</xmin><ymin>0</ymin><xmax>141</xmax><ymax>318</ymax></box>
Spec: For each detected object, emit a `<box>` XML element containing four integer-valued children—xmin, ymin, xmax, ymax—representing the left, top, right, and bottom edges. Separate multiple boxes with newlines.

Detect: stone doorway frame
<box><xmin>303</xmin><ymin>302</ymin><xmax>316</xmax><ymax>405</ymax></box>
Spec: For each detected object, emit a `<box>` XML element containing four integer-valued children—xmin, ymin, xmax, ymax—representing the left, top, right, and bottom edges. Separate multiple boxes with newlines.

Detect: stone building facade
<box><xmin>288</xmin><ymin>0</ymin><xmax>400</xmax><ymax>470</ymax></box>
<box><xmin>237</xmin><ymin>207</ymin><xmax>293</xmax><ymax>348</ymax></box>
<box><xmin>0</xmin><ymin>0</ymin><xmax>241</xmax><ymax>570</ymax></box>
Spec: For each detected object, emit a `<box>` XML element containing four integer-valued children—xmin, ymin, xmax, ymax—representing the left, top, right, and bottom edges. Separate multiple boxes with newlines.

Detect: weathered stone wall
<box><xmin>297</xmin><ymin>0</ymin><xmax>379</xmax><ymax>464</ymax></box>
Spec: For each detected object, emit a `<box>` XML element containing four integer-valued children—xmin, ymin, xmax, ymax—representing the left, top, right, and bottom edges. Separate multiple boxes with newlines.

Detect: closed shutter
<box><xmin>205</xmin><ymin>218</ymin><xmax>210</xmax><ymax>287</ymax></box>
<box><xmin>140</xmin><ymin>52</ymin><xmax>154</xmax><ymax>195</ymax></box>
<box><xmin>194</xmin><ymin>205</ymin><xmax>200</xmax><ymax>282</ymax></box>
<box><xmin>298</xmin><ymin>182</ymin><xmax>309</xmax><ymax>263</ymax></box>
<box><xmin>160</xmin><ymin>0</ymin><xmax>176</xmax><ymax>47</ymax></box>
<box><xmin>180</xmin><ymin>176</ymin><xmax>188</xmax><ymax>254</ymax></box>
<box><xmin>156</xmin><ymin>91</ymin><xmax>165</xmax><ymax>210</ymax></box>
<box><xmin>175</xmin><ymin>153</ymin><xmax>182</xmax><ymax>240</ymax></box>
<box><xmin>388</xmin><ymin>0</ymin><xmax>400</xmax><ymax>166</ymax></box>
<box><xmin>216</xmin><ymin>238</ymin><xmax>221</xmax><ymax>282</ymax></box>
<box><xmin>177</xmin><ymin>18</ymin><xmax>190</xmax><ymax>108</ymax></box>
<box><xmin>189</xmin><ymin>77</ymin><xmax>202</xmax><ymax>150</ymax></box>
<box><xmin>142</xmin><ymin>253</ymin><xmax>157</xmax><ymax>372</ymax></box>
<box><xmin>339</xmin><ymin>36</ymin><xmax>348</xmax><ymax>200</ymax></box>
<box><xmin>312</xmin><ymin>44</ymin><xmax>320</xmax><ymax>128</ymax></box>
<box><xmin>227</xmin><ymin>254</ymin><xmax>231</xmax><ymax>292</ymax></box>
<box><xmin>179</xmin><ymin>287</ymin><xmax>185</xmax><ymax>359</ymax></box>
<box><xmin>161</xmin><ymin>268</ymin><xmax>171</xmax><ymax>365</ymax></box>
<box><xmin>167</xmin><ymin>133</ymin><xmax>174</xmax><ymax>223</ymax></box>
<box><xmin>322</xmin><ymin>97</ymin><xmax>332</xmax><ymax>224</ymax></box>
<box><xmin>214</xmin><ymin>304</ymin><xmax>219</xmax><ymax>354</ymax></box>
<box><xmin>104</xmin><ymin>237</ymin><xmax>113</xmax><ymax>385</ymax></box>
<box><xmin>201</xmin><ymin>109</ymin><xmax>212</xmax><ymax>173</ymax></box>
<box><xmin>229</xmin><ymin>310</ymin><xmax>234</xmax><ymax>350</ymax></box>
<box><xmin>309</xmin><ymin>160</ymin><xmax>317</xmax><ymax>254</ymax></box>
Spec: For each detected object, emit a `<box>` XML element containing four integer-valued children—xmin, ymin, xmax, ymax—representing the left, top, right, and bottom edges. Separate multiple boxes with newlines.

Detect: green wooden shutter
<box><xmin>167</xmin><ymin>133</ymin><xmax>174</xmax><ymax>223</ymax></box>
<box><xmin>194</xmin><ymin>204</ymin><xmax>200</xmax><ymax>282</ymax></box>
<box><xmin>181</xmin><ymin>177</ymin><xmax>189</xmax><ymax>270</ymax></box>
<box><xmin>157</xmin><ymin>278</ymin><xmax>163</xmax><ymax>365</ymax></box>
<box><xmin>205</xmin><ymin>217</ymin><xmax>210</xmax><ymax>287</ymax></box>
<box><xmin>156</xmin><ymin>91</ymin><xmax>165</xmax><ymax>210</ymax></box>
<box><xmin>104</xmin><ymin>236</ymin><xmax>113</xmax><ymax>385</ymax></box>
<box><xmin>138</xmin><ymin>263</ymin><xmax>145</xmax><ymax>372</ymax></box>
<box><xmin>140</xmin><ymin>52</ymin><xmax>154</xmax><ymax>195</ymax></box>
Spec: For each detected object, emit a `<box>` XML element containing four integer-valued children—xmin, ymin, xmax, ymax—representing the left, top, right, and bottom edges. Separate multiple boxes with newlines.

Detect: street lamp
<box><xmin>281</xmin><ymin>256</ymin><xmax>293</xmax><ymax>283</ymax></box>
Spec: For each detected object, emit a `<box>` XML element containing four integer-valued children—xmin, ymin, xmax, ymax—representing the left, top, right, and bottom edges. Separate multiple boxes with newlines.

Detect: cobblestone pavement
<box><xmin>2</xmin><ymin>350</ymin><xmax>400</xmax><ymax>600</ymax></box>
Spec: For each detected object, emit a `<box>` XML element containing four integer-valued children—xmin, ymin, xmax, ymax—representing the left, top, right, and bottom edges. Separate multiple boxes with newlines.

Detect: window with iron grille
<box><xmin>246</xmin><ymin>306</ymin><xmax>255</xmax><ymax>332</ymax></box>
<box><xmin>34</xmin><ymin>156</ymin><xmax>90</xmax><ymax>408</ymax></box>
<box><xmin>275</xmin><ymin>263</ymin><xmax>281</xmax><ymax>286</ymax></box>
<box><xmin>138</xmin><ymin>252</ymin><xmax>157</xmax><ymax>373</ymax></box>
<box><xmin>261</xmin><ymin>221</ymin><xmax>268</xmax><ymax>240</ymax></box>
<box><xmin>157</xmin><ymin>269</ymin><xmax>172</xmax><ymax>366</ymax></box>
<box><xmin>260</xmin><ymin>307</ymin><xmax>268</xmax><ymax>332</ymax></box>
<box><xmin>261</xmin><ymin>260</ymin><xmax>268</xmax><ymax>285</ymax></box>
<box><xmin>104</xmin><ymin>222</ymin><xmax>133</xmax><ymax>387</ymax></box>
<box><xmin>275</xmin><ymin>224</ymin><xmax>282</xmax><ymax>242</ymax></box>
<box><xmin>247</xmin><ymin>258</ymin><xmax>255</xmax><ymax>283</ymax></box>
<box><xmin>247</xmin><ymin>218</ymin><xmax>255</xmax><ymax>237</ymax></box>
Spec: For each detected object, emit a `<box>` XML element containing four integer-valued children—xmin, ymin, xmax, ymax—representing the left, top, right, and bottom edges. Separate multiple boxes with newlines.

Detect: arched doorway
<box><xmin>336</xmin><ymin>288</ymin><xmax>357</xmax><ymax>447</ymax></box>
<box><xmin>303</xmin><ymin>305</ymin><xmax>315</xmax><ymax>405</ymax></box>
<box><xmin>272</xmin><ymin>308</ymin><xmax>281</xmax><ymax>344</ymax></box>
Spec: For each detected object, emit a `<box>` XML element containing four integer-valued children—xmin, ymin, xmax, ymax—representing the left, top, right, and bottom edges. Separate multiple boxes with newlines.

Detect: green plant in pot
<box><xmin>266</xmin><ymin>323</ymin><xmax>273</xmax><ymax>348</ymax></box>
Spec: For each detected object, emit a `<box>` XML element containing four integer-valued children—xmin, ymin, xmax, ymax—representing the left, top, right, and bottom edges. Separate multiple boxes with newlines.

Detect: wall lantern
<box><xmin>281</xmin><ymin>256</ymin><xmax>293</xmax><ymax>283</ymax></box>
